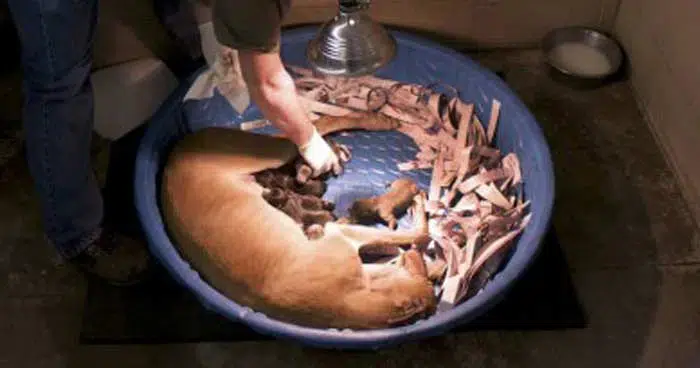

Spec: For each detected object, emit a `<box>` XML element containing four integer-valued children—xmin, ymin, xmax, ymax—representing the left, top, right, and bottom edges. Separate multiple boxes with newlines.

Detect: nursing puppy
<box><xmin>160</xmin><ymin>113</ymin><xmax>437</xmax><ymax>329</ymax></box>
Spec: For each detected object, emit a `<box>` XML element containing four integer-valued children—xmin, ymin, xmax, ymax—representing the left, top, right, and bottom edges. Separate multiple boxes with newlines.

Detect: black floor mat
<box><xmin>79</xmin><ymin>124</ymin><xmax>587</xmax><ymax>345</ymax></box>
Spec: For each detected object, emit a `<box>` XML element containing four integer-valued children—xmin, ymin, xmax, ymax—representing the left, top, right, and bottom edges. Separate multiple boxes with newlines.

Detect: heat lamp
<box><xmin>306</xmin><ymin>0</ymin><xmax>396</xmax><ymax>77</ymax></box>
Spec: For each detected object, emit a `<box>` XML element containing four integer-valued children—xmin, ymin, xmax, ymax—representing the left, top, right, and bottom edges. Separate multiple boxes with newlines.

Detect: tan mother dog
<box><xmin>160</xmin><ymin>113</ymin><xmax>438</xmax><ymax>329</ymax></box>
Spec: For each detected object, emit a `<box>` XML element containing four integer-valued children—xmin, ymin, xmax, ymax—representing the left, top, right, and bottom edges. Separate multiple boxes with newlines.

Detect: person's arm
<box><xmin>211</xmin><ymin>0</ymin><xmax>340</xmax><ymax>176</ymax></box>
<box><xmin>211</xmin><ymin>0</ymin><xmax>308</xmax><ymax>144</ymax></box>
<box><xmin>237</xmin><ymin>49</ymin><xmax>313</xmax><ymax>146</ymax></box>
<box><xmin>238</xmin><ymin>50</ymin><xmax>340</xmax><ymax>175</ymax></box>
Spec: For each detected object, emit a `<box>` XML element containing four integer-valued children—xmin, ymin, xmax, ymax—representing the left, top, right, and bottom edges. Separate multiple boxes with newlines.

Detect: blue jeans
<box><xmin>7</xmin><ymin>0</ymin><xmax>201</xmax><ymax>259</ymax></box>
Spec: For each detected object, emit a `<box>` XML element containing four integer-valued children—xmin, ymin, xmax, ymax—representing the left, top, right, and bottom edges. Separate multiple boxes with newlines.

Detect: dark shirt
<box><xmin>212</xmin><ymin>0</ymin><xmax>292</xmax><ymax>53</ymax></box>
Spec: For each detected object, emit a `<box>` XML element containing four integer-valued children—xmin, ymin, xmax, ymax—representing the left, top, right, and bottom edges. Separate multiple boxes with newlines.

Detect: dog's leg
<box><xmin>301</xmin><ymin>210</ymin><xmax>335</xmax><ymax>228</ymax></box>
<box><xmin>348</xmin><ymin>179</ymin><xmax>420</xmax><ymax>230</ymax></box>
<box><xmin>296</xmin><ymin>194</ymin><xmax>334</xmax><ymax>211</ymax></box>
<box><xmin>313</xmin><ymin>113</ymin><xmax>402</xmax><ymax>136</ymax></box>
<box><xmin>326</xmin><ymin>193</ymin><xmax>430</xmax><ymax>254</ymax></box>
<box><xmin>330</xmin><ymin>224</ymin><xmax>426</xmax><ymax>249</ymax></box>
<box><xmin>338</xmin><ymin>249</ymin><xmax>435</xmax><ymax>328</ymax></box>
<box><xmin>361</xmin><ymin>249</ymin><xmax>428</xmax><ymax>278</ymax></box>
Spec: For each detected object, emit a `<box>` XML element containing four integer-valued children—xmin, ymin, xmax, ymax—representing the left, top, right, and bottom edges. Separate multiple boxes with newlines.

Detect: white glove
<box><xmin>298</xmin><ymin>128</ymin><xmax>341</xmax><ymax>178</ymax></box>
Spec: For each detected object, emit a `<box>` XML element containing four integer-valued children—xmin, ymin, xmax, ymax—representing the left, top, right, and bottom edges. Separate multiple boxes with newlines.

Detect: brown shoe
<box><xmin>69</xmin><ymin>229</ymin><xmax>152</xmax><ymax>286</ymax></box>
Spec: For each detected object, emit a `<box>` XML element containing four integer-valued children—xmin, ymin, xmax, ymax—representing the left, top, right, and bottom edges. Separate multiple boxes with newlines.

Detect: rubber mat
<box><xmin>80</xmin><ymin>124</ymin><xmax>586</xmax><ymax>345</ymax></box>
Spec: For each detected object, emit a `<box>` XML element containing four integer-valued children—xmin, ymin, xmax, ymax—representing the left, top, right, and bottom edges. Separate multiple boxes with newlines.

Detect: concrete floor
<box><xmin>1</xmin><ymin>49</ymin><xmax>699</xmax><ymax>368</ymax></box>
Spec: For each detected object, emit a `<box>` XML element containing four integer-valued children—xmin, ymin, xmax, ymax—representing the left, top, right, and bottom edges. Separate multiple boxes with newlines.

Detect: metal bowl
<box><xmin>542</xmin><ymin>26</ymin><xmax>623</xmax><ymax>79</ymax></box>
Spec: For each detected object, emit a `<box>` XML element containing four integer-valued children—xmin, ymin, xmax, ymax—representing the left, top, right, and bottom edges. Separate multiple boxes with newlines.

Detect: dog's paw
<box><xmin>425</xmin><ymin>258</ymin><xmax>447</xmax><ymax>283</ymax></box>
<box><xmin>327</xmin><ymin>138</ymin><xmax>351</xmax><ymax>177</ymax></box>
<box><xmin>304</xmin><ymin>224</ymin><xmax>325</xmax><ymax>240</ymax></box>
<box><xmin>294</xmin><ymin>160</ymin><xmax>314</xmax><ymax>184</ymax></box>
<box><xmin>349</xmin><ymin>111</ymin><xmax>402</xmax><ymax>131</ymax></box>
<box><xmin>328</xmin><ymin>139</ymin><xmax>351</xmax><ymax>163</ymax></box>
<box><xmin>398</xmin><ymin>249</ymin><xmax>429</xmax><ymax>278</ymax></box>
<box><xmin>379</xmin><ymin>211</ymin><xmax>398</xmax><ymax>230</ymax></box>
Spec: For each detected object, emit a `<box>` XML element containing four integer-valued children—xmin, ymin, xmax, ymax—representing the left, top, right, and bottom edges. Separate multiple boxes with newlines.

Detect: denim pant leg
<box><xmin>152</xmin><ymin>0</ymin><xmax>203</xmax><ymax>61</ymax></box>
<box><xmin>7</xmin><ymin>0</ymin><xmax>103</xmax><ymax>259</ymax></box>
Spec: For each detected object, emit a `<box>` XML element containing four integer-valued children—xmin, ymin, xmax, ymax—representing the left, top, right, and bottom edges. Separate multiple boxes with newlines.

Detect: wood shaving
<box><xmin>286</xmin><ymin>65</ymin><xmax>533</xmax><ymax>312</ymax></box>
<box><xmin>486</xmin><ymin>99</ymin><xmax>501</xmax><ymax>144</ymax></box>
<box><xmin>474</xmin><ymin>182</ymin><xmax>513</xmax><ymax>210</ymax></box>
<box><xmin>240</xmin><ymin>119</ymin><xmax>272</xmax><ymax>131</ymax></box>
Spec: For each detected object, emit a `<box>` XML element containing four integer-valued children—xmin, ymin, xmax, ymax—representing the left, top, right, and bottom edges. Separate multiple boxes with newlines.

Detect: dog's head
<box><xmin>377</xmin><ymin>250</ymin><xmax>439</xmax><ymax>326</ymax></box>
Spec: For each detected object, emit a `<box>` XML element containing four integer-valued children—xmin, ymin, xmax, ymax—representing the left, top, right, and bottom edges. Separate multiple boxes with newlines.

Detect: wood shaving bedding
<box><xmin>282</xmin><ymin>64</ymin><xmax>532</xmax><ymax>313</ymax></box>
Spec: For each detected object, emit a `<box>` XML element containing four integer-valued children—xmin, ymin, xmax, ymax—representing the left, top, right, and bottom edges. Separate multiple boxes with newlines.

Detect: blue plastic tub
<box><xmin>133</xmin><ymin>26</ymin><xmax>555</xmax><ymax>350</ymax></box>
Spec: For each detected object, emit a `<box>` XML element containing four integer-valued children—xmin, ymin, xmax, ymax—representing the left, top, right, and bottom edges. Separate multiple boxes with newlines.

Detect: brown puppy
<box><xmin>254</xmin><ymin>169</ymin><xmax>327</xmax><ymax>197</ymax></box>
<box><xmin>160</xmin><ymin>113</ymin><xmax>437</xmax><ymax>329</ymax></box>
<box><xmin>261</xmin><ymin>187</ymin><xmax>336</xmax><ymax>230</ymax></box>
<box><xmin>348</xmin><ymin>178</ymin><xmax>421</xmax><ymax>229</ymax></box>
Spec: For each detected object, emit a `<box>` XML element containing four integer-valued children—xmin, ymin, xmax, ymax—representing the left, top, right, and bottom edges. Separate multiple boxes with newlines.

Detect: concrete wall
<box><xmin>614</xmin><ymin>0</ymin><xmax>700</xmax><ymax>224</ymax></box>
<box><xmin>91</xmin><ymin>0</ymin><xmax>621</xmax><ymax>68</ymax></box>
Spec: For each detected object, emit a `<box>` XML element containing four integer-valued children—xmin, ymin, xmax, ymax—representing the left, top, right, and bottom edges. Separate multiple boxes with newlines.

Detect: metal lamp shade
<box><xmin>306</xmin><ymin>1</ymin><xmax>396</xmax><ymax>77</ymax></box>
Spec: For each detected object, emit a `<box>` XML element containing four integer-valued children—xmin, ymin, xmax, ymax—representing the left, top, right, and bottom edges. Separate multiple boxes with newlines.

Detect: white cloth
<box><xmin>183</xmin><ymin>22</ymin><xmax>251</xmax><ymax>114</ymax></box>
<box><xmin>92</xmin><ymin>58</ymin><xmax>179</xmax><ymax>140</ymax></box>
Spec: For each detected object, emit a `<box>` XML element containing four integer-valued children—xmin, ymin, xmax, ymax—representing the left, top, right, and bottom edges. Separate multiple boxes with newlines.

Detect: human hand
<box><xmin>297</xmin><ymin>127</ymin><xmax>343</xmax><ymax>179</ymax></box>
<box><xmin>296</xmin><ymin>132</ymin><xmax>352</xmax><ymax>183</ymax></box>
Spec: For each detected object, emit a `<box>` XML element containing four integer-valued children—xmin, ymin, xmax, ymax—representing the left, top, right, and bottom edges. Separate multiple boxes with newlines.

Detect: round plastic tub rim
<box><xmin>133</xmin><ymin>26</ymin><xmax>556</xmax><ymax>350</ymax></box>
